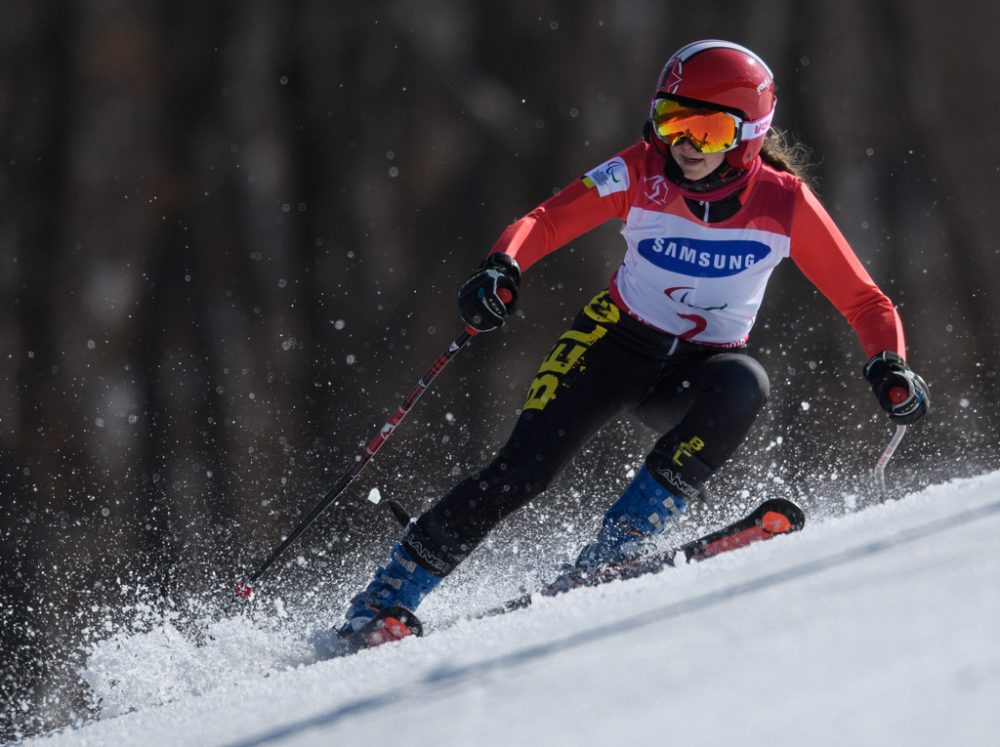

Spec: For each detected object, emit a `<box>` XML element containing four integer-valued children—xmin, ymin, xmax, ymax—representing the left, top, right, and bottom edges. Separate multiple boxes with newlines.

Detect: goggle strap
<box><xmin>739</xmin><ymin>110</ymin><xmax>774</xmax><ymax>142</ymax></box>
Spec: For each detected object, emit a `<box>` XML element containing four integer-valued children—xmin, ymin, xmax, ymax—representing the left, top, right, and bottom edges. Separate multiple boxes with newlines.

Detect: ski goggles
<box><xmin>652</xmin><ymin>97</ymin><xmax>773</xmax><ymax>154</ymax></box>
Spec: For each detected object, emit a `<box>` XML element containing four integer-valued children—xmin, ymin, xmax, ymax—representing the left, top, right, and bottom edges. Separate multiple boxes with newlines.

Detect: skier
<box><xmin>335</xmin><ymin>40</ymin><xmax>929</xmax><ymax>647</ymax></box>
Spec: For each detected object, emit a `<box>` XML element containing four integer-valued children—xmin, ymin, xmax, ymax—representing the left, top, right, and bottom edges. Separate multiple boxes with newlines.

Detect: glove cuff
<box><xmin>863</xmin><ymin>351</ymin><xmax>906</xmax><ymax>383</ymax></box>
<box><xmin>484</xmin><ymin>252</ymin><xmax>521</xmax><ymax>285</ymax></box>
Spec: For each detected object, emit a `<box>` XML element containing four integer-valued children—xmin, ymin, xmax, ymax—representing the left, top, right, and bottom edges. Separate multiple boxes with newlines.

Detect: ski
<box><xmin>315</xmin><ymin>498</ymin><xmax>804</xmax><ymax>659</ymax></box>
<box><xmin>478</xmin><ymin>497</ymin><xmax>806</xmax><ymax>617</ymax></box>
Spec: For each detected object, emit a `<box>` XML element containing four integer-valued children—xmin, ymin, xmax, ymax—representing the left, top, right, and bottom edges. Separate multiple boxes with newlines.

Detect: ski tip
<box><xmin>755</xmin><ymin>498</ymin><xmax>806</xmax><ymax>532</ymax></box>
<box><xmin>761</xmin><ymin>511</ymin><xmax>794</xmax><ymax>534</ymax></box>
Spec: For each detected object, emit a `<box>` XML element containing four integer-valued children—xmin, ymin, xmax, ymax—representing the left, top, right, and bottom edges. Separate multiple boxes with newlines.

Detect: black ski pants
<box><xmin>405</xmin><ymin>290</ymin><xmax>769</xmax><ymax>574</ymax></box>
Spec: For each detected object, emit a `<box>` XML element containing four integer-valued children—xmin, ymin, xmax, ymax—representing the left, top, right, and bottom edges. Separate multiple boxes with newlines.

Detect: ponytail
<box><xmin>760</xmin><ymin>128</ymin><xmax>815</xmax><ymax>187</ymax></box>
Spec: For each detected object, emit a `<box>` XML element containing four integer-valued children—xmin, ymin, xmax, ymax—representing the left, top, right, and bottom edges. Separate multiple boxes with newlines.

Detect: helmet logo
<box><xmin>666</xmin><ymin>60</ymin><xmax>682</xmax><ymax>93</ymax></box>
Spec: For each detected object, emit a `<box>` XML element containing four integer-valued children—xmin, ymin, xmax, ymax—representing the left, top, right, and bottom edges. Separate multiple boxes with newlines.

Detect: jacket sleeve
<box><xmin>487</xmin><ymin>144</ymin><xmax>642</xmax><ymax>271</ymax></box>
<box><xmin>789</xmin><ymin>182</ymin><xmax>906</xmax><ymax>359</ymax></box>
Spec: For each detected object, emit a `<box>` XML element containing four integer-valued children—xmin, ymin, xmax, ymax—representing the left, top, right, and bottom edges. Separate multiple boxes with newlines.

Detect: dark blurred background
<box><xmin>2</xmin><ymin>1</ymin><xmax>998</xmax><ymax>739</ymax></box>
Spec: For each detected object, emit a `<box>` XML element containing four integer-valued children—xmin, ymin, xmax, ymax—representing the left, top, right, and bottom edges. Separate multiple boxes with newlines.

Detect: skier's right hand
<box><xmin>458</xmin><ymin>253</ymin><xmax>520</xmax><ymax>332</ymax></box>
<box><xmin>863</xmin><ymin>351</ymin><xmax>930</xmax><ymax>425</ymax></box>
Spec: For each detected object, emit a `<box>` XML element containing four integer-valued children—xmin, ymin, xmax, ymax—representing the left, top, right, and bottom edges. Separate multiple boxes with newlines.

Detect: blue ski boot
<box><xmin>339</xmin><ymin>542</ymin><xmax>442</xmax><ymax>636</ymax></box>
<box><xmin>313</xmin><ymin>541</ymin><xmax>445</xmax><ymax>659</ymax></box>
<box><xmin>314</xmin><ymin>511</ymin><xmax>469</xmax><ymax>658</ymax></box>
<box><xmin>573</xmin><ymin>465</ymin><xmax>687</xmax><ymax>573</ymax></box>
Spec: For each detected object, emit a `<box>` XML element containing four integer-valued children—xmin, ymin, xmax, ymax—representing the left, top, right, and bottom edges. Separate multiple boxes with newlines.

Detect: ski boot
<box><xmin>548</xmin><ymin>465</ymin><xmax>687</xmax><ymax>593</ymax></box>
<box><xmin>314</xmin><ymin>542</ymin><xmax>442</xmax><ymax>658</ymax></box>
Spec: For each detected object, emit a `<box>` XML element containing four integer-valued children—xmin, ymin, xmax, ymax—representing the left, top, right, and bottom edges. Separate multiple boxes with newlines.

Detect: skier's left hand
<box><xmin>863</xmin><ymin>351</ymin><xmax>930</xmax><ymax>425</ymax></box>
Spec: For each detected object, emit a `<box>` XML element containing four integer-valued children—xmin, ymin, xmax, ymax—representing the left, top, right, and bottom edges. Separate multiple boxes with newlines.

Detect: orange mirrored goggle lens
<box><xmin>652</xmin><ymin>98</ymin><xmax>740</xmax><ymax>153</ymax></box>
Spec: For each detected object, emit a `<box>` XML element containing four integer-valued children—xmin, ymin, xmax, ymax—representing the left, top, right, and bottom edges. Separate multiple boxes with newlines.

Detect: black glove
<box><xmin>457</xmin><ymin>253</ymin><xmax>520</xmax><ymax>332</ymax></box>
<box><xmin>863</xmin><ymin>351</ymin><xmax>930</xmax><ymax>425</ymax></box>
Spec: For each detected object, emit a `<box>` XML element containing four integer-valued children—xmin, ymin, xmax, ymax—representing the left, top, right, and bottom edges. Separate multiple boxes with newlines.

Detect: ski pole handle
<box><xmin>874</xmin><ymin>424</ymin><xmax>907</xmax><ymax>499</ymax></box>
<box><xmin>235</xmin><ymin>328</ymin><xmax>475</xmax><ymax>599</ymax></box>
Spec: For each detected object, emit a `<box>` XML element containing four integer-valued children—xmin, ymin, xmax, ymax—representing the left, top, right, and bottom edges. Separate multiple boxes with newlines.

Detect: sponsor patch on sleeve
<box><xmin>582</xmin><ymin>156</ymin><xmax>629</xmax><ymax>197</ymax></box>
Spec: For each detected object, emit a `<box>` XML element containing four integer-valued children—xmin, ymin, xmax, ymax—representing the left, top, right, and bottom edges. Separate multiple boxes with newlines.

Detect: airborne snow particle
<box><xmin>367</xmin><ymin>488</ymin><xmax>382</xmax><ymax>504</ymax></box>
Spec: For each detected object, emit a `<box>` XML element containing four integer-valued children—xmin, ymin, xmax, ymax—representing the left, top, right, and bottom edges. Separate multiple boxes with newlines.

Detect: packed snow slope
<box><xmin>25</xmin><ymin>472</ymin><xmax>1000</xmax><ymax>747</ymax></box>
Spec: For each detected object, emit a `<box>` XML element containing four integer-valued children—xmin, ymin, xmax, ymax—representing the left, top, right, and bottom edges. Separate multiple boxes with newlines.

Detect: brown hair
<box><xmin>760</xmin><ymin>128</ymin><xmax>815</xmax><ymax>187</ymax></box>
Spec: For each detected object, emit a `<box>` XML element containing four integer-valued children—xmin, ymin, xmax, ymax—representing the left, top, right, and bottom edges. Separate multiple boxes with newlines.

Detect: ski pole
<box><xmin>873</xmin><ymin>424</ymin><xmax>907</xmax><ymax>498</ymax></box>
<box><xmin>234</xmin><ymin>327</ymin><xmax>477</xmax><ymax>600</ymax></box>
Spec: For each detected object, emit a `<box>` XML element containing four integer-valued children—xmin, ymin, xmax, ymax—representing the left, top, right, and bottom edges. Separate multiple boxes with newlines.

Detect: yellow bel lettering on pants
<box><xmin>523</xmin><ymin>292</ymin><xmax>620</xmax><ymax>411</ymax></box>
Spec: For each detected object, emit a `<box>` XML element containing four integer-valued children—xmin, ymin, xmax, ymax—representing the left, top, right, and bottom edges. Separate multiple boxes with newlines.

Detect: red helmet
<box><xmin>651</xmin><ymin>40</ymin><xmax>776</xmax><ymax>168</ymax></box>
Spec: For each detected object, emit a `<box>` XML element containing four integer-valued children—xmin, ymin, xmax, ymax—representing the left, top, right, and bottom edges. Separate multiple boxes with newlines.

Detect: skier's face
<box><xmin>670</xmin><ymin>140</ymin><xmax>726</xmax><ymax>181</ymax></box>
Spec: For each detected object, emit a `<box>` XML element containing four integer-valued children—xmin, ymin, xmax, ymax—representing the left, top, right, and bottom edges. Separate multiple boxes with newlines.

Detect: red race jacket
<box><xmin>488</xmin><ymin>140</ymin><xmax>904</xmax><ymax>357</ymax></box>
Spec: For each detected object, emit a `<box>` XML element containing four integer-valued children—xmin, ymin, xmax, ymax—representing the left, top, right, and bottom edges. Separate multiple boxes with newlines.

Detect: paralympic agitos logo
<box><xmin>637</xmin><ymin>236</ymin><xmax>771</xmax><ymax>277</ymax></box>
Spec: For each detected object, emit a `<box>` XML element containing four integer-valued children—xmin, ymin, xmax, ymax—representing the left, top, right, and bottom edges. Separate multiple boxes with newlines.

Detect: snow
<box><xmin>25</xmin><ymin>473</ymin><xmax>1000</xmax><ymax>747</ymax></box>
